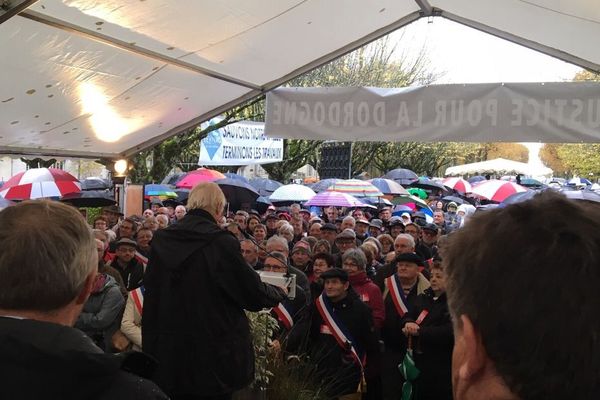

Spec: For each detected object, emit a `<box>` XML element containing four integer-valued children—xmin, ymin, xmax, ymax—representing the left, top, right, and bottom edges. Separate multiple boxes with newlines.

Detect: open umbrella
<box><xmin>369</xmin><ymin>178</ymin><xmax>410</xmax><ymax>196</ymax></box>
<box><xmin>310</xmin><ymin>178</ymin><xmax>341</xmax><ymax>193</ymax></box>
<box><xmin>144</xmin><ymin>184</ymin><xmax>178</xmax><ymax>198</ymax></box>
<box><xmin>361</xmin><ymin>197</ymin><xmax>394</xmax><ymax>207</ymax></box>
<box><xmin>326</xmin><ymin>179</ymin><xmax>383</xmax><ymax>197</ymax></box>
<box><xmin>407</xmin><ymin>188</ymin><xmax>428</xmax><ymax>200</ymax></box>
<box><xmin>60</xmin><ymin>190</ymin><xmax>116</xmax><ymax>208</ymax></box>
<box><xmin>305</xmin><ymin>191</ymin><xmax>366</xmax><ymax>208</ymax></box>
<box><xmin>214</xmin><ymin>178</ymin><xmax>260</xmax><ymax>211</ymax></box>
<box><xmin>472</xmin><ymin>180</ymin><xmax>528</xmax><ymax>203</ymax></box>
<box><xmin>382</xmin><ymin>168</ymin><xmax>419</xmax><ymax>186</ymax></box>
<box><xmin>468</xmin><ymin>175</ymin><xmax>487</xmax><ymax>184</ymax></box>
<box><xmin>80</xmin><ymin>177</ymin><xmax>111</xmax><ymax>191</ymax></box>
<box><xmin>175</xmin><ymin>168</ymin><xmax>226</xmax><ymax>189</ymax></box>
<box><xmin>441</xmin><ymin>195</ymin><xmax>467</xmax><ymax>205</ymax></box>
<box><xmin>0</xmin><ymin>168</ymin><xmax>81</xmax><ymax>200</ymax></box>
<box><xmin>410</xmin><ymin>177</ymin><xmax>446</xmax><ymax>192</ymax></box>
<box><xmin>559</xmin><ymin>188</ymin><xmax>600</xmax><ymax>202</ymax></box>
<box><xmin>567</xmin><ymin>177</ymin><xmax>592</xmax><ymax>187</ymax></box>
<box><xmin>393</xmin><ymin>195</ymin><xmax>431</xmax><ymax>211</ymax></box>
<box><xmin>161</xmin><ymin>172</ymin><xmax>187</xmax><ymax>186</ymax></box>
<box><xmin>0</xmin><ymin>197</ymin><xmax>15</xmax><ymax>209</ymax></box>
<box><xmin>224</xmin><ymin>173</ymin><xmax>249</xmax><ymax>183</ymax></box>
<box><xmin>519</xmin><ymin>178</ymin><xmax>545</xmax><ymax>188</ymax></box>
<box><xmin>443</xmin><ymin>177</ymin><xmax>472</xmax><ymax>193</ymax></box>
<box><xmin>399</xmin><ymin>337</ymin><xmax>420</xmax><ymax>400</ymax></box>
<box><xmin>249</xmin><ymin>177</ymin><xmax>283</xmax><ymax>197</ymax></box>
<box><xmin>270</xmin><ymin>184</ymin><xmax>316</xmax><ymax>203</ymax></box>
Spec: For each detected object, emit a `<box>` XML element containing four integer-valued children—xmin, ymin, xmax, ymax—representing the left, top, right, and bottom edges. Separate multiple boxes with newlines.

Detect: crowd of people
<box><xmin>0</xmin><ymin>182</ymin><xmax>597</xmax><ymax>400</ymax></box>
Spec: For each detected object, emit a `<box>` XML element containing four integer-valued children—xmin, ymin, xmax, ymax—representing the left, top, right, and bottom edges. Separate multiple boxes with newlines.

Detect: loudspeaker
<box><xmin>319</xmin><ymin>142</ymin><xmax>351</xmax><ymax>179</ymax></box>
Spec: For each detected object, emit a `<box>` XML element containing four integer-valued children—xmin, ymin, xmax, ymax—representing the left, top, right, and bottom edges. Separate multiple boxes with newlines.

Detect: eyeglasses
<box><xmin>343</xmin><ymin>261</ymin><xmax>360</xmax><ymax>269</ymax></box>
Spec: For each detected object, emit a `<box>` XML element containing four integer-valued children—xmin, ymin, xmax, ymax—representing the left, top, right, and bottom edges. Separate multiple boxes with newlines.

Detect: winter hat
<box><xmin>292</xmin><ymin>240</ymin><xmax>312</xmax><ymax>255</ymax></box>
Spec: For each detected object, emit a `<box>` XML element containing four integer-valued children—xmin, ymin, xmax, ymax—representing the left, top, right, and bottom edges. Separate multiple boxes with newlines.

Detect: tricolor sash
<box><xmin>130</xmin><ymin>286</ymin><xmax>144</xmax><ymax>316</ymax></box>
<box><xmin>315</xmin><ymin>294</ymin><xmax>365</xmax><ymax>371</ymax></box>
<box><xmin>385</xmin><ymin>274</ymin><xmax>410</xmax><ymax>317</ymax></box>
<box><xmin>272</xmin><ymin>303</ymin><xmax>294</xmax><ymax>330</ymax></box>
<box><xmin>415</xmin><ymin>309</ymin><xmax>429</xmax><ymax>325</ymax></box>
<box><xmin>135</xmin><ymin>251</ymin><xmax>148</xmax><ymax>269</ymax></box>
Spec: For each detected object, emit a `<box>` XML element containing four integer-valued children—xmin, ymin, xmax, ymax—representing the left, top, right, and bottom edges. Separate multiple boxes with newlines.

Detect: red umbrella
<box><xmin>443</xmin><ymin>177</ymin><xmax>473</xmax><ymax>193</ymax></box>
<box><xmin>471</xmin><ymin>180</ymin><xmax>528</xmax><ymax>202</ymax></box>
<box><xmin>0</xmin><ymin>168</ymin><xmax>81</xmax><ymax>200</ymax></box>
<box><xmin>175</xmin><ymin>168</ymin><xmax>226</xmax><ymax>189</ymax></box>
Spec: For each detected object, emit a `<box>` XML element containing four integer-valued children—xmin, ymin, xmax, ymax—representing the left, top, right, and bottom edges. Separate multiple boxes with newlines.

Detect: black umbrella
<box><xmin>254</xmin><ymin>196</ymin><xmax>273</xmax><ymax>214</ymax></box>
<box><xmin>248</xmin><ymin>178</ymin><xmax>283</xmax><ymax>197</ymax></box>
<box><xmin>174</xmin><ymin>189</ymin><xmax>190</xmax><ymax>205</ymax></box>
<box><xmin>382</xmin><ymin>169</ymin><xmax>419</xmax><ymax>186</ymax></box>
<box><xmin>215</xmin><ymin>178</ymin><xmax>260</xmax><ymax>211</ymax></box>
<box><xmin>441</xmin><ymin>195</ymin><xmax>467</xmax><ymax>205</ymax></box>
<box><xmin>161</xmin><ymin>172</ymin><xmax>187</xmax><ymax>186</ymax></box>
<box><xmin>60</xmin><ymin>190</ymin><xmax>116</xmax><ymax>208</ymax></box>
<box><xmin>80</xmin><ymin>177</ymin><xmax>111</xmax><ymax>191</ymax></box>
<box><xmin>410</xmin><ymin>177</ymin><xmax>447</xmax><ymax>192</ymax></box>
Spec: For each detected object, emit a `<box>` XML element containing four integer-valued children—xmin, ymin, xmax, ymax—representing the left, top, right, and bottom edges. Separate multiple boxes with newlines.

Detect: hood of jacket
<box><xmin>150</xmin><ymin>208</ymin><xmax>232</xmax><ymax>273</ymax></box>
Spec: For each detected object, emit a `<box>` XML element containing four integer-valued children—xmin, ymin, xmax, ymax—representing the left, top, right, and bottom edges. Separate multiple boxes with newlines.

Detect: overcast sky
<box><xmin>390</xmin><ymin>17</ymin><xmax>582</xmax><ymax>84</ymax></box>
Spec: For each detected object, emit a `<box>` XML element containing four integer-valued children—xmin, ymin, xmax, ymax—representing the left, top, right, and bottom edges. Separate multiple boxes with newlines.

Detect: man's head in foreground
<box><xmin>443</xmin><ymin>191</ymin><xmax>600</xmax><ymax>400</ymax></box>
<box><xmin>0</xmin><ymin>200</ymin><xmax>97</xmax><ymax>326</ymax></box>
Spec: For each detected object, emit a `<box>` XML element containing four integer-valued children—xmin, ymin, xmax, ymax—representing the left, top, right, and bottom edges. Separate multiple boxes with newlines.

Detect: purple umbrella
<box><xmin>305</xmin><ymin>191</ymin><xmax>366</xmax><ymax>208</ymax></box>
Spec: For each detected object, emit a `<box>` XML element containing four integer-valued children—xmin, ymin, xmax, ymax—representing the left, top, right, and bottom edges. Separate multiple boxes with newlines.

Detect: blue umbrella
<box><xmin>224</xmin><ymin>173</ymin><xmax>249</xmax><ymax>183</ymax></box>
<box><xmin>144</xmin><ymin>184</ymin><xmax>177</xmax><ymax>197</ymax></box>
<box><xmin>249</xmin><ymin>178</ymin><xmax>283</xmax><ymax>197</ymax></box>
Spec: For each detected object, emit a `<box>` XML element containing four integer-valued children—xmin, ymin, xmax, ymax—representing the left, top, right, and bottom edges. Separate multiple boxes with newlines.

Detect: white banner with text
<box><xmin>265</xmin><ymin>83</ymin><xmax>600</xmax><ymax>143</ymax></box>
<box><xmin>199</xmin><ymin>121</ymin><xmax>283</xmax><ymax>166</ymax></box>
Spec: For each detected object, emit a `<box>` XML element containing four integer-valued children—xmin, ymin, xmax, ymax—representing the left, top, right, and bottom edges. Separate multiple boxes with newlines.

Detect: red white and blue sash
<box><xmin>130</xmin><ymin>286</ymin><xmax>144</xmax><ymax>316</ymax></box>
<box><xmin>385</xmin><ymin>274</ymin><xmax>409</xmax><ymax>317</ymax></box>
<box><xmin>315</xmin><ymin>294</ymin><xmax>365</xmax><ymax>371</ymax></box>
<box><xmin>272</xmin><ymin>303</ymin><xmax>294</xmax><ymax>330</ymax></box>
<box><xmin>135</xmin><ymin>251</ymin><xmax>148</xmax><ymax>268</ymax></box>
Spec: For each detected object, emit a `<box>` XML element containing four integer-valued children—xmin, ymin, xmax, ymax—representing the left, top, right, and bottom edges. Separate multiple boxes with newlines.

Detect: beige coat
<box><xmin>120</xmin><ymin>287</ymin><xmax>143</xmax><ymax>351</ymax></box>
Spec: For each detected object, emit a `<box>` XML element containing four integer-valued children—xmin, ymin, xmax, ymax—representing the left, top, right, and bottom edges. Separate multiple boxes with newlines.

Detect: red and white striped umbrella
<box><xmin>0</xmin><ymin>168</ymin><xmax>81</xmax><ymax>200</ymax></box>
<box><xmin>471</xmin><ymin>179</ymin><xmax>528</xmax><ymax>202</ymax></box>
<box><xmin>443</xmin><ymin>177</ymin><xmax>473</xmax><ymax>193</ymax></box>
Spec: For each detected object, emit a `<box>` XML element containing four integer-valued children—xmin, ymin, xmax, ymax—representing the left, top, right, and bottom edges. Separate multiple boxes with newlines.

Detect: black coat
<box><xmin>403</xmin><ymin>290</ymin><xmax>453</xmax><ymax>400</ymax></box>
<box><xmin>142</xmin><ymin>209</ymin><xmax>286</xmax><ymax>397</ymax></box>
<box><xmin>306</xmin><ymin>290</ymin><xmax>379</xmax><ymax>398</ymax></box>
<box><xmin>0</xmin><ymin>317</ymin><xmax>167</xmax><ymax>400</ymax></box>
<box><xmin>379</xmin><ymin>279</ymin><xmax>422</xmax><ymax>353</ymax></box>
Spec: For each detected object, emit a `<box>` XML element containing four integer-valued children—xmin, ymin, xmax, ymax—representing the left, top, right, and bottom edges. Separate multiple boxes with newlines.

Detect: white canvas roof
<box><xmin>445</xmin><ymin>157</ymin><xmax>553</xmax><ymax>177</ymax></box>
<box><xmin>0</xmin><ymin>1</ymin><xmax>598</xmax><ymax>159</ymax></box>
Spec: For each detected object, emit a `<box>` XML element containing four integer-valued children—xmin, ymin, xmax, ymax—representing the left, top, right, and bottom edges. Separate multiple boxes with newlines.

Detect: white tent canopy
<box><xmin>444</xmin><ymin>157</ymin><xmax>553</xmax><ymax>177</ymax></box>
<box><xmin>1</xmin><ymin>1</ymin><xmax>599</xmax><ymax>160</ymax></box>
